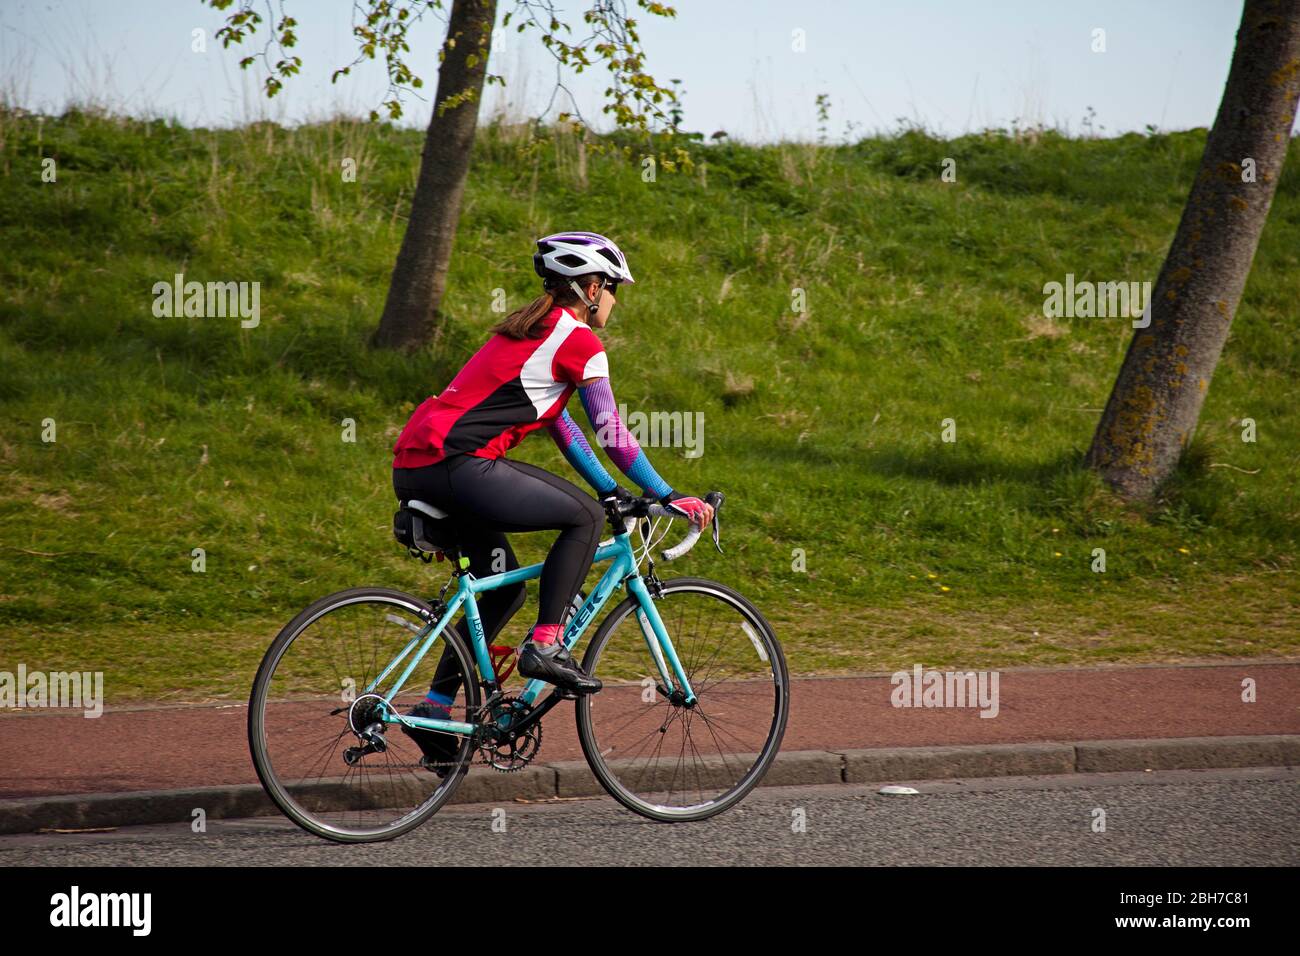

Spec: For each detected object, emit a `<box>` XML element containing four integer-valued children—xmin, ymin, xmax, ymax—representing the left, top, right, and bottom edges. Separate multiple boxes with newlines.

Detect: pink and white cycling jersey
<box><xmin>393</xmin><ymin>306</ymin><xmax>608</xmax><ymax>468</ymax></box>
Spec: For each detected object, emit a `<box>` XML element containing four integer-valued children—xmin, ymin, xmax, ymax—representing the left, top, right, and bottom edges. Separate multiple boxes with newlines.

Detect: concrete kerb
<box><xmin>834</xmin><ymin>742</ymin><xmax>1077</xmax><ymax>783</ymax></box>
<box><xmin>1073</xmin><ymin>734</ymin><xmax>1300</xmax><ymax>773</ymax></box>
<box><xmin>2</xmin><ymin>735</ymin><xmax>1296</xmax><ymax>835</ymax></box>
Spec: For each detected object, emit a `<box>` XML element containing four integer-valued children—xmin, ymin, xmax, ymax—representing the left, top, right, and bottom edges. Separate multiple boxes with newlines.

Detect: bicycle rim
<box><xmin>248</xmin><ymin>587</ymin><xmax>481</xmax><ymax>843</ymax></box>
<box><xmin>575</xmin><ymin>577</ymin><xmax>789</xmax><ymax>822</ymax></box>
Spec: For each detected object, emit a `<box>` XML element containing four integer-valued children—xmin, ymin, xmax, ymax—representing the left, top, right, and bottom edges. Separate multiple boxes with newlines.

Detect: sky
<box><xmin>0</xmin><ymin>0</ymin><xmax>1284</xmax><ymax>141</ymax></box>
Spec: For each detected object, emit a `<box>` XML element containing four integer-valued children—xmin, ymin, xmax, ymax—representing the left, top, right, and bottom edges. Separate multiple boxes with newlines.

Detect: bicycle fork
<box><xmin>625</xmin><ymin>575</ymin><xmax>697</xmax><ymax>707</ymax></box>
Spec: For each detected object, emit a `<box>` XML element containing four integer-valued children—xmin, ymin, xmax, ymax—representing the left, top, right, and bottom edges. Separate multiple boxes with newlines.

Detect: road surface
<box><xmin>3</xmin><ymin>767</ymin><xmax>1295</xmax><ymax>866</ymax></box>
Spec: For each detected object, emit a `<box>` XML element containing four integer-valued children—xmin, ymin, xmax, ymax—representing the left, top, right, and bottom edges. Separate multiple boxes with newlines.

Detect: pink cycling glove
<box><xmin>663</xmin><ymin>494</ymin><xmax>710</xmax><ymax>526</ymax></box>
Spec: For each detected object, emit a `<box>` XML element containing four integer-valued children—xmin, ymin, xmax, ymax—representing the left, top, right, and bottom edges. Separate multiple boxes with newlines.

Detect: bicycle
<box><xmin>248</xmin><ymin>489</ymin><xmax>789</xmax><ymax>843</ymax></box>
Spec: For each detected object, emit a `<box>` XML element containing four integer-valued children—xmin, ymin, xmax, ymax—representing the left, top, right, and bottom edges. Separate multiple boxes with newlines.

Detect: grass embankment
<box><xmin>1</xmin><ymin>110</ymin><xmax>1296</xmax><ymax>702</ymax></box>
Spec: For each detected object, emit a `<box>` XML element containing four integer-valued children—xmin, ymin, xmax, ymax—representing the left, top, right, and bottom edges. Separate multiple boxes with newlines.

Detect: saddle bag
<box><xmin>393</xmin><ymin>501</ymin><xmax>457</xmax><ymax>559</ymax></box>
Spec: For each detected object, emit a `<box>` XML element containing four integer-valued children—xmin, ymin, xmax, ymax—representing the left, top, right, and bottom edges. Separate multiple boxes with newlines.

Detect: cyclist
<box><xmin>391</xmin><ymin>231</ymin><xmax>713</xmax><ymax>770</ymax></box>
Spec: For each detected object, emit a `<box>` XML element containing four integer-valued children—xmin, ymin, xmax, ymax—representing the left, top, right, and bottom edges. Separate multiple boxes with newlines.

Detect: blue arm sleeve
<box><xmin>577</xmin><ymin>378</ymin><xmax>674</xmax><ymax>501</ymax></box>
<box><xmin>547</xmin><ymin>409</ymin><xmax>618</xmax><ymax>495</ymax></box>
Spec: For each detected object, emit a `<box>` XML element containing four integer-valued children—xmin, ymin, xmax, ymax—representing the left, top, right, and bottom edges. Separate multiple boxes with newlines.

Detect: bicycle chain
<box><xmin>347</xmin><ymin>695</ymin><xmax>542</xmax><ymax>774</ymax></box>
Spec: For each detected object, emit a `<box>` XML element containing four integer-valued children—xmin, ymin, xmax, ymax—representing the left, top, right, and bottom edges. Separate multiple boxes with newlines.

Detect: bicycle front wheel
<box><xmin>575</xmin><ymin>576</ymin><xmax>789</xmax><ymax>822</ymax></box>
<box><xmin>248</xmin><ymin>587</ymin><xmax>481</xmax><ymax>843</ymax></box>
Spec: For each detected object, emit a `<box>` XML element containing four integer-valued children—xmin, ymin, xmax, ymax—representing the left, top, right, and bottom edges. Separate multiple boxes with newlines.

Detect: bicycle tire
<box><xmin>574</xmin><ymin>576</ymin><xmax>789</xmax><ymax>822</ymax></box>
<box><xmin>248</xmin><ymin>586</ymin><xmax>482</xmax><ymax>843</ymax></box>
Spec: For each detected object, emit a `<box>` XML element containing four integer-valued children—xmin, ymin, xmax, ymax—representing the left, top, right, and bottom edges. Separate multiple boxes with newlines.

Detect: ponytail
<box><xmin>490</xmin><ymin>273</ymin><xmax>603</xmax><ymax>340</ymax></box>
<box><xmin>492</xmin><ymin>290</ymin><xmax>556</xmax><ymax>339</ymax></box>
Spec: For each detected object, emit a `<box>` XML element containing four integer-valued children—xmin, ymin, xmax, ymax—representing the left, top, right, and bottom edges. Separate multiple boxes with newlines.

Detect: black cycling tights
<box><xmin>392</xmin><ymin>454</ymin><xmax>605</xmax><ymax>702</ymax></box>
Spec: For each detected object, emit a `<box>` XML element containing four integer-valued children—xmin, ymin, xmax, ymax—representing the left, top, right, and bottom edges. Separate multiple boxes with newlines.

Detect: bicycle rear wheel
<box><xmin>248</xmin><ymin>587</ymin><xmax>481</xmax><ymax>843</ymax></box>
<box><xmin>575</xmin><ymin>576</ymin><xmax>789</xmax><ymax>822</ymax></box>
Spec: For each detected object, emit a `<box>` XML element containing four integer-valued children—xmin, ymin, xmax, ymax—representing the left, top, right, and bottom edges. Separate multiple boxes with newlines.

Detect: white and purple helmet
<box><xmin>534</xmin><ymin>231</ymin><xmax>635</xmax><ymax>286</ymax></box>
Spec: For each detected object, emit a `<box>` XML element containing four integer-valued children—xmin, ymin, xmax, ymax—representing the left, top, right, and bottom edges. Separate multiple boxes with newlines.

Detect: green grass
<box><xmin>1</xmin><ymin>109</ymin><xmax>1297</xmax><ymax>703</ymax></box>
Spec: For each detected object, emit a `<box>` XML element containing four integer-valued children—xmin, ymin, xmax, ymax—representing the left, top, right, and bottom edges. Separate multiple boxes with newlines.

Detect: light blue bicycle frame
<box><xmin>364</xmin><ymin>524</ymin><xmax>697</xmax><ymax>737</ymax></box>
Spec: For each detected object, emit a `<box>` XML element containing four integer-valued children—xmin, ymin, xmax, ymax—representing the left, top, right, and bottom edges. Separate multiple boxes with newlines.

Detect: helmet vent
<box><xmin>533</xmin><ymin>231</ymin><xmax>634</xmax><ymax>284</ymax></box>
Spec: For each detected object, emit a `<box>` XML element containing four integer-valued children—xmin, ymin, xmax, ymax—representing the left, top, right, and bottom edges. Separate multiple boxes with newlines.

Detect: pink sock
<box><xmin>531</xmin><ymin>623</ymin><xmax>562</xmax><ymax>645</ymax></box>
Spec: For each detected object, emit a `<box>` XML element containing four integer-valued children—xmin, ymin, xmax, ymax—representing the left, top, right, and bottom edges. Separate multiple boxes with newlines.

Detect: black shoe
<box><xmin>517</xmin><ymin>640</ymin><xmax>602</xmax><ymax>695</ymax></box>
<box><xmin>400</xmin><ymin>701</ymin><xmax>460</xmax><ymax>778</ymax></box>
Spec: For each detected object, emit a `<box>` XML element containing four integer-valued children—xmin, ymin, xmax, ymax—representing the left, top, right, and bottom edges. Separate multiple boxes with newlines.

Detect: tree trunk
<box><xmin>1085</xmin><ymin>0</ymin><xmax>1300</xmax><ymax>497</ymax></box>
<box><xmin>372</xmin><ymin>0</ymin><xmax>497</xmax><ymax>351</ymax></box>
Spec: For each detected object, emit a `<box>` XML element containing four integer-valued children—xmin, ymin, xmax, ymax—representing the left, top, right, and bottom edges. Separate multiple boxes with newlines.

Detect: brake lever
<box><xmin>705</xmin><ymin>490</ymin><xmax>724</xmax><ymax>554</ymax></box>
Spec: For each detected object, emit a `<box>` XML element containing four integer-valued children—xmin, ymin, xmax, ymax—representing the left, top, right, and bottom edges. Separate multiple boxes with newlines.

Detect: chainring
<box><xmin>475</xmin><ymin>694</ymin><xmax>542</xmax><ymax>773</ymax></box>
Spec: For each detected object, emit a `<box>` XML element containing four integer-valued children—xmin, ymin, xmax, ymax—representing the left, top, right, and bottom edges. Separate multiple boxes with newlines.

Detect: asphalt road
<box><xmin>2</xmin><ymin>768</ymin><xmax>1296</xmax><ymax>867</ymax></box>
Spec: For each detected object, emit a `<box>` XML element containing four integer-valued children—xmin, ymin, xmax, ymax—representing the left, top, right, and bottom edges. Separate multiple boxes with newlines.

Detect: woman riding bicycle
<box><xmin>391</xmin><ymin>231</ymin><xmax>713</xmax><ymax>763</ymax></box>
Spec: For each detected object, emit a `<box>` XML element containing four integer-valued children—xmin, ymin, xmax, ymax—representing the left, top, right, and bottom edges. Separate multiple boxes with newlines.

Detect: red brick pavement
<box><xmin>2</xmin><ymin>662</ymin><xmax>1295</xmax><ymax>799</ymax></box>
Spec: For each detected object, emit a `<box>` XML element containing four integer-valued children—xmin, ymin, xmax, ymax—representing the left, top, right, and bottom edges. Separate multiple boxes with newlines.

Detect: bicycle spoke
<box><xmin>251</xmin><ymin>591</ymin><xmax>480</xmax><ymax>841</ymax></box>
<box><xmin>578</xmin><ymin>582</ymin><xmax>787</xmax><ymax>820</ymax></box>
